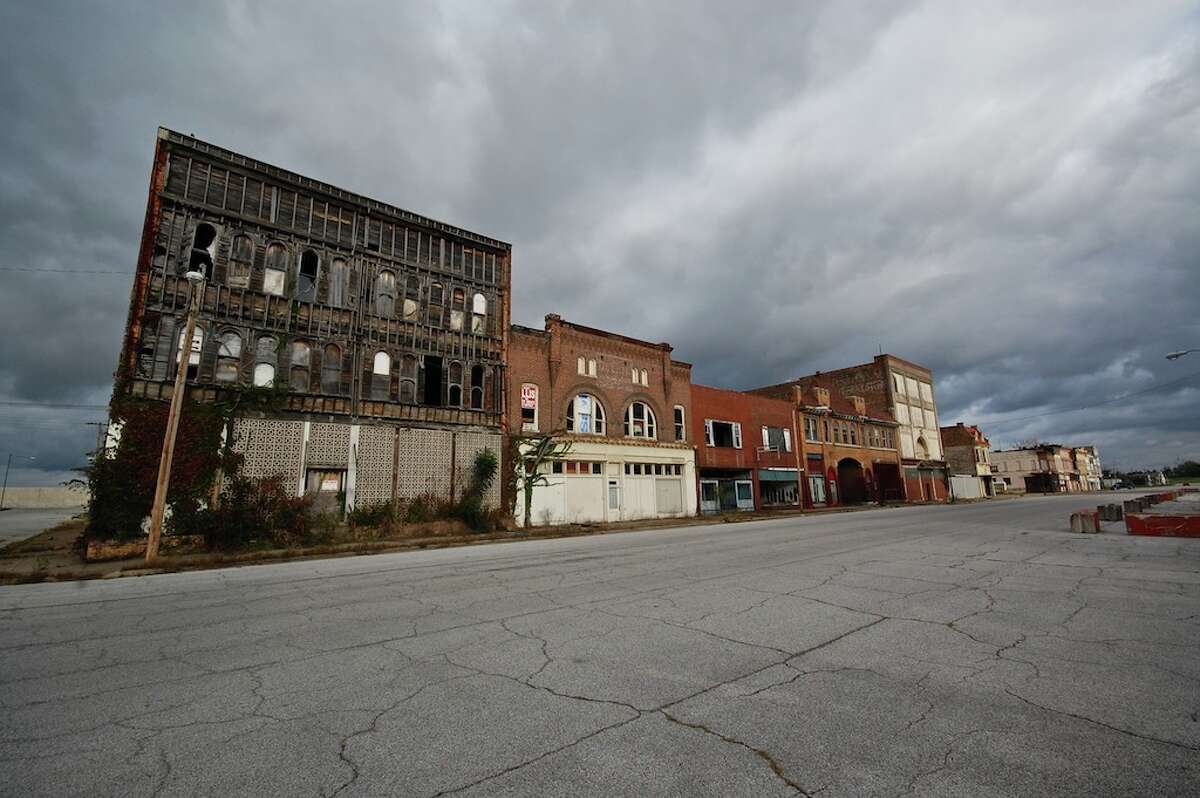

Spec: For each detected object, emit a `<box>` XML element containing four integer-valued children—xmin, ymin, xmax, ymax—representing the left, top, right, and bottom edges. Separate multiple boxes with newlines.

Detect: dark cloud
<box><xmin>1</xmin><ymin>1</ymin><xmax>1197</xmax><ymax>483</ymax></box>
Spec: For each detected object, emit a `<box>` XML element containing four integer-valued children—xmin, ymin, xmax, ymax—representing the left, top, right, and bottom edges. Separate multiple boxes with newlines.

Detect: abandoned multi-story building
<box><xmin>506</xmin><ymin>315</ymin><xmax>697</xmax><ymax>525</ymax></box>
<box><xmin>940</xmin><ymin>422</ymin><xmax>996</xmax><ymax>498</ymax></box>
<box><xmin>753</xmin><ymin>354</ymin><xmax>949</xmax><ymax>502</ymax></box>
<box><xmin>114</xmin><ymin>128</ymin><xmax>509</xmax><ymax>512</ymax></box>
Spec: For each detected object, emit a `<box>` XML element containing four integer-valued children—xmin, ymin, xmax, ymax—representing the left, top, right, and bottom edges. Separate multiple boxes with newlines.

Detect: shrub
<box><xmin>171</xmin><ymin>474</ymin><xmax>318</xmax><ymax>551</ymax></box>
<box><xmin>348</xmin><ymin>500</ymin><xmax>399</xmax><ymax>529</ymax></box>
<box><xmin>405</xmin><ymin>494</ymin><xmax>439</xmax><ymax>524</ymax></box>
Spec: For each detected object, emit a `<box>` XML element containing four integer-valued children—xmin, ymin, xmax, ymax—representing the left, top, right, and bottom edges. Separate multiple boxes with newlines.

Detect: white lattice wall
<box><xmin>233</xmin><ymin>418</ymin><xmax>304</xmax><ymax>482</ymax></box>
<box><xmin>354</xmin><ymin>425</ymin><xmax>395</xmax><ymax>506</ymax></box>
<box><xmin>307</xmin><ymin>422</ymin><xmax>350</xmax><ymax>467</ymax></box>
<box><xmin>395</xmin><ymin>428</ymin><xmax>454</xmax><ymax>501</ymax></box>
<box><xmin>453</xmin><ymin>431</ymin><xmax>503</xmax><ymax>508</ymax></box>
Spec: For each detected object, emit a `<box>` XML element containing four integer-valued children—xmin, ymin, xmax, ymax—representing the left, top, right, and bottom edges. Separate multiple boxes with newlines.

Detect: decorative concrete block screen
<box><xmin>355</xmin><ymin>425</ymin><xmax>396</xmax><ymax>507</ymax></box>
<box><xmin>234</xmin><ymin>418</ymin><xmax>304</xmax><ymax>482</ymax></box>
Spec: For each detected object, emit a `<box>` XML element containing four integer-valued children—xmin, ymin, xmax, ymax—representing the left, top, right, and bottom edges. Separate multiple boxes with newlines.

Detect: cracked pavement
<box><xmin>1</xmin><ymin>494</ymin><xmax>1197</xmax><ymax>796</ymax></box>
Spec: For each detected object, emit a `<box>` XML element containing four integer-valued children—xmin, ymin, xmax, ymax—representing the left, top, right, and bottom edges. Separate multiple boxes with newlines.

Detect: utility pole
<box><xmin>146</xmin><ymin>271</ymin><xmax>205</xmax><ymax>561</ymax></box>
<box><xmin>0</xmin><ymin>453</ymin><xmax>11</xmax><ymax>510</ymax></box>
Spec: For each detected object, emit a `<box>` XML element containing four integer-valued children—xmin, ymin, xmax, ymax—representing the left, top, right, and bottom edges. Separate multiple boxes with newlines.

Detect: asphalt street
<box><xmin>1</xmin><ymin>494</ymin><xmax>1197</xmax><ymax>797</ymax></box>
<box><xmin>0</xmin><ymin>507</ymin><xmax>82</xmax><ymax>545</ymax></box>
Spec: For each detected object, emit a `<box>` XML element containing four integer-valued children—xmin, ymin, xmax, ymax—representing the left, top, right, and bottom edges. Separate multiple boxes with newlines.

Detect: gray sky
<box><xmin>1</xmin><ymin>1</ymin><xmax>1198</xmax><ymax>485</ymax></box>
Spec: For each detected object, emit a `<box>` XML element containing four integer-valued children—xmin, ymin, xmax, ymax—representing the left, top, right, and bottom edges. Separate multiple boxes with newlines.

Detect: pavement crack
<box><xmin>1003</xmin><ymin>687</ymin><xmax>1200</xmax><ymax>752</ymax></box>
<box><xmin>660</xmin><ymin>709</ymin><xmax>812</xmax><ymax>797</ymax></box>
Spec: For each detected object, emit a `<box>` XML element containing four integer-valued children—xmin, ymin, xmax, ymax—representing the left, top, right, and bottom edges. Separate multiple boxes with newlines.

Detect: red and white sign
<box><xmin>521</xmin><ymin>385</ymin><xmax>538</xmax><ymax>409</ymax></box>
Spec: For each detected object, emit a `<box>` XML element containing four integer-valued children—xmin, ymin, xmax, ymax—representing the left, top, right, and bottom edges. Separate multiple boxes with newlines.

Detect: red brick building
<box><xmin>792</xmin><ymin>383</ymin><xmax>904</xmax><ymax>507</ymax></box>
<box><xmin>505</xmin><ymin>315</ymin><xmax>696</xmax><ymax>525</ymax></box>
<box><xmin>690</xmin><ymin>385</ymin><xmax>803</xmax><ymax>513</ymax></box>
<box><xmin>753</xmin><ymin>354</ymin><xmax>948</xmax><ymax>502</ymax></box>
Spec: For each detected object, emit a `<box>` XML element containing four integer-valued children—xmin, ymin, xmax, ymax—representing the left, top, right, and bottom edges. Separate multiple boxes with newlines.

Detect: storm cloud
<box><xmin>1</xmin><ymin>0</ymin><xmax>1197</xmax><ymax>484</ymax></box>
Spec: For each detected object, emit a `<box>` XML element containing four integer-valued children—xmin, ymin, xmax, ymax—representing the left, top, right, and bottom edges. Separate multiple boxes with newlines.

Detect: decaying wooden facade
<box><xmin>114</xmin><ymin>129</ymin><xmax>510</xmax><ymax>508</ymax></box>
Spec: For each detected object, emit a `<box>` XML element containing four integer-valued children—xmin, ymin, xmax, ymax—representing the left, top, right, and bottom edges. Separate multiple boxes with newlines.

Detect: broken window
<box><xmin>470</xmin><ymin>365</ymin><xmax>485</xmax><ymax>410</ymax></box>
<box><xmin>762</xmin><ymin>426</ymin><xmax>790</xmax><ymax>452</ymax></box>
<box><xmin>624</xmin><ymin>402</ymin><xmax>656</xmax><ymax>439</ymax></box>
<box><xmin>450</xmin><ymin>288</ymin><xmax>465</xmax><ymax>331</ymax></box>
<box><xmin>402</xmin><ymin>275</ymin><xmax>420</xmax><ymax>321</ymax></box>
<box><xmin>471</xmin><ymin>293</ymin><xmax>487</xmax><ymax>334</ymax></box>
<box><xmin>254</xmin><ymin>335</ymin><xmax>277</xmax><ymax>386</ymax></box>
<box><xmin>371</xmin><ymin>351</ymin><xmax>391</xmax><ymax>400</ymax></box>
<box><xmin>427</xmin><ymin>283</ymin><xmax>445</xmax><ymax>327</ymax></box>
<box><xmin>263</xmin><ymin>242</ymin><xmax>287</xmax><ymax>296</ymax></box>
<box><xmin>216</xmin><ymin>331</ymin><xmax>242</xmax><ymax>383</ymax></box>
<box><xmin>400</xmin><ymin>355</ymin><xmax>417</xmax><ymax>404</ymax></box>
<box><xmin>321</xmin><ymin>344</ymin><xmax>341</xmax><ymax>394</ymax></box>
<box><xmin>297</xmin><ymin>250</ymin><xmax>319</xmax><ymax>303</ymax></box>
<box><xmin>229</xmin><ymin>234</ymin><xmax>253</xmax><ymax>289</ymax></box>
<box><xmin>188</xmin><ymin>223</ymin><xmax>217</xmax><ymax>279</ymax></box>
<box><xmin>448</xmin><ymin>361</ymin><xmax>463</xmax><ymax>406</ymax></box>
<box><xmin>674</xmin><ymin>406</ymin><xmax>685</xmax><ymax>442</ymax></box>
<box><xmin>375</xmin><ymin>271</ymin><xmax>396</xmax><ymax>317</ymax></box>
<box><xmin>290</xmin><ymin>341</ymin><xmax>311</xmax><ymax>391</ymax></box>
<box><xmin>328</xmin><ymin>258</ymin><xmax>347</xmax><ymax>308</ymax></box>
<box><xmin>423</xmin><ymin>355</ymin><xmax>443</xmax><ymax>405</ymax></box>
<box><xmin>704</xmin><ymin>420</ymin><xmax>741</xmax><ymax>448</ymax></box>
<box><xmin>567</xmin><ymin>394</ymin><xmax>605</xmax><ymax>434</ymax></box>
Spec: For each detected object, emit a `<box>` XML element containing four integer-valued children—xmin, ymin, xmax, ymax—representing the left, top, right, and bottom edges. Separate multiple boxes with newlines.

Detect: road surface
<box><xmin>1</xmin><ymin>494</ymin><xmax>1197</xmax><ymax>796</ymax></box>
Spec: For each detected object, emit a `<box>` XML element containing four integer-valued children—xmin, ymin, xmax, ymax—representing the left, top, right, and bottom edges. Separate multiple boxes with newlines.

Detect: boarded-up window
<box><xmin>229</xmin><ymin>235</ymin><xmax>253</xmax><ymax>289</ymax></box>
<box><xmin>321</xmin><ymin>345</ymin><xmax>341</xmax><ymax>394</ymax></box>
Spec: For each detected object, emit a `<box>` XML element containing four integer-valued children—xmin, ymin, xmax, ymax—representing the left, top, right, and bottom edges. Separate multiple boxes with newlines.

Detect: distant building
<box><xmin>940</xmin><ymin>423</ymin><xmax>995</xmax><ymax>498</ymax></box>
<box><xmin>506</xmin><ymin>315</ymin><xmax>696</xmax><ymax>525</ymax></box>
<box><xmin>690</xmin><ymin>385</ymin><xmax>802</xmax><ymax>513</ymax></box>
<box><xmin>1075</xmin><ymin>446</ymin><xmax>1102</xmax><ymax>491</ymax></box>
<box><xmin>991</xmin><ymin>444</ymin><xmax>1086</xmax><ymax>493</ymax></box>
<box><xmin>752</xmin><ymin>354</ymin><xmax>948</xmax><ymax>502</ymax></box>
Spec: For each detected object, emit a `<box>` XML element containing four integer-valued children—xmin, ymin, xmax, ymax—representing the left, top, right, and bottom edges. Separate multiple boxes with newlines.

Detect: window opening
<box><xmin>448</xmin><ymin>361</ymin><xmax>463</xmax><ymax>406</ymax></box>
<box><xmin>375</xmin><ymin>271</ymin><xmax>396</xmax><ymax>317</ymax></box>
<box><xmin>372</xmin><ymin>351</ymin><xmax>391</xmax><ymax>400</ymax></box>
<box><xmin>290</xmin><ymin>341</ymin><xmax>311</xmax><ymax>391</ymax></box>
<box><xmin>263</xmin><ymin>242</ymin><xmax>287</xmax><ymax>296</ymax></box>
<box><xmin>188</xmin><ymin>223</ymin><xmax>217</xmax><ymax>279</ymax></box>
<box><xmin>470</xmin><ymin>365</ymin><xmax>485</xmax><ymax>409</ymax></box>
<box><xmin>298</xmin><ymin>250</ymin><xmax>319</xmax><ymax>303</ymax></box>
<box><xmin>423</xmin><ymin>355</ymin><xmax>443</xmax><ymax>405</ymax></box>
<box><xmin>321</xmin><ymin>344</ymin><xmax>341</xmax><ymax>394</ymax></box>
<box><xmin>229</xmin><ymin>234</ymin><xmax>252</xmax><ymax>289</ymax></box>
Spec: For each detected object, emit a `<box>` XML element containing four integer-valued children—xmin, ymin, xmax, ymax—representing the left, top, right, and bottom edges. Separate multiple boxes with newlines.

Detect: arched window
<box><xmin>188</xmin><ymin>223</ymin><xmax>217</xmax><ymax>279</ymax></box>
<box><xmin>253</xmin><ymin>335</ymin><xmax>277</xmax><ymax>386</ymax></box>
<box><xmin>328</xmin><ymin>258</ymin><xmax>347</xmax><ymax>308</ymax></box>
<box><xmin>216</xmin><ymin>331</ymin><xmax>242</xmax><ymax>383</ymax></box>
<box><xmin>427</xmin><ymin>282</ymin><xmax>445</xmax><ymax>327</ymax></box>
<box><xmin>321</xmin><ymin>344</ymin><xmax>341</xmax><ymax>394</ymax></box>
<box><xmin>375</xmin><ymin>271</ymin><xmax>396</xmax><ymax>317</ymax></box>
<box><xmin>263</xmin><ymin>243</ymin><xmax>287</xmax><ymax>296</ymax></box>
<box><xmin>566</xmin><ymin>394</ymin><xmax>605</xmax><ymax>434</ymax></box>
<box><xmin>674</xmin><ymin>406</ymin><xmax>685</xmax><ymax>442</ymax></box>
<box><xmin>450</xmin><ymin>288</ymin><xmax>466</xmax><ymax>331</ymax></box>
<box><xmin>448</xmin><ymin>361</ymin><xmax>463</xmax><ymax>406</ymax></box>
<box><xmin>290</xmin><ymin>341</ymin><xmax>311</xmax><ymax>391</ymax></box>
<box><xmin>470</xmin><ymin>365</ymin><xmax>485</xmax><ymax>410</ymax></box>
<box><xmin>400</xmin><ymin>355</ymin><xmax>417</xmax><ymax>404</ymax></box>
<box><xmin>297</xmin><ymin>250</ymin><xmax>319</xmax><ymax>303</ymax></box>
<box><xmin>372</xmin><ymin>351</ymin><xmax>391</xmax><ymax>400</ymax></box>
<box><xmin>471</xmin><ymin>293</ymin><xmax>487</xmax><ymax>334</ymax></box>
<box><xmin>229</xmin><ymin>235</ymin><xmax>253</xmax><ymax>289</ymax></box>
<box><xmin>639</xmin><ymin>369</ymin><xmax>648</xmax><ymax>387</ymax></box>
<box><xmin>403</xmin><ymin>275</ymin><xmax>420</xmax><ymax>320</ymax></box>
<box><xmin>624</xmin><ymin>402</ymin><xmax>656</xmax><ymax>439</ymax></box>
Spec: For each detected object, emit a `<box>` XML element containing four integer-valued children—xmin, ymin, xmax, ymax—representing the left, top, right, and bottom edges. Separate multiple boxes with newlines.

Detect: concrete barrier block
<box><xmin>1071</xmin><ymin>510</ymin><xmax>1101</xmax><ymax>534</ymax></box>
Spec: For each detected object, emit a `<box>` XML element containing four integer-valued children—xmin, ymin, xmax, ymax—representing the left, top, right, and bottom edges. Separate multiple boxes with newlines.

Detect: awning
<box><xmin>758</xmin><ymin>469</ymin><xmax>799</xmax><ymax>482</ymax></box>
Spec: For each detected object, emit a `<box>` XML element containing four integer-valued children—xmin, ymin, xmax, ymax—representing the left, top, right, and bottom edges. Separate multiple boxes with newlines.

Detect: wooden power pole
<box><xmin>146</xmin><ymin>272</ymin><xmax>205</xmax><ymax>561</ymax></box>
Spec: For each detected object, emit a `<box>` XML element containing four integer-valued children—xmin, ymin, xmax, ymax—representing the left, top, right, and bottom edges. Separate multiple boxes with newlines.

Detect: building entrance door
<box><xmin>700</xmin><ymin>480</ymin><xmax>719</xmax><ymax>513</ymax></box>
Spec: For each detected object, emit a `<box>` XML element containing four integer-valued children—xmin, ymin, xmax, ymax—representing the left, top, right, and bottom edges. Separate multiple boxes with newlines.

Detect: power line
<box><xmin>0</xmin><ymin>267</ymin><xmax>132</xmax><ymax>275</ymax></box>
<box><xmin>979</xmin><ymin>369</ymin><xmax>1200</xmax><ymax>430</ymax></box>
<box><xmin>0</xmin><ymin>401</ymin><xmax>109</xmax><ymax>410</ymax></box>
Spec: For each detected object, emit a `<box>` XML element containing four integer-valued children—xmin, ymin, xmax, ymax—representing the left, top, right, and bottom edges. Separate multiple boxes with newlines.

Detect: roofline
<box><xmin>157</xmin><ymin>127</ymin><xmax>511</xmax><ymax>250</ymax></box>
<box><xmin>544</xmin><ymin>315</ymin><xmax>692</xmax><ymax>368</ymax></box>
